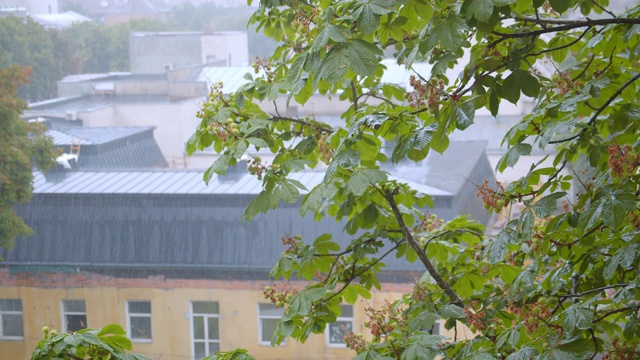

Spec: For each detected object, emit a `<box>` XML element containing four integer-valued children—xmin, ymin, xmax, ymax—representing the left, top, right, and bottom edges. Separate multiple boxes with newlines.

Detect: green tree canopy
<box><xmin>0</xmin><ymin>63</ymin><xmax>56</xmax><ymax>251</ymax></box>
<box><xmin>189</xmin><ymin>0</ymin><xmax>640</xmax><ymax>359</ymax></box>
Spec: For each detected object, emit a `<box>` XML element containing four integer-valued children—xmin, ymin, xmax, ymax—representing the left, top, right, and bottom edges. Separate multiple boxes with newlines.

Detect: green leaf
<box><xmin>549</xmin><ymin>0</ymin><xmax>570</xmax><ymax>13</ymax></box>
<box><xmin>289</xmin><ymin>286</ymin><xmax>326</xmax><ymax>316</ymax></box>
<box><xmin>453</xmin><ymin>100</ymin><xmax>475</xmax><ymax>130</ymax></box>
<box><xmin>496</xmin><ymin>324</ymin><xmax>521</xmax><ymax>349</ymax></box>
<box><xmin>532</xmin><ymin>192</ymin><xmax>565</xmax><ymax>218</ymax></box>
<box><xmin>439</xmin><ymin>304</ymin><xmax>466</xmax><ymax>319</ymax></box>
<box><xmin>342</xmin><ymin>284</ymin><xmax>371</xmax><ymax>304</ymax></box>
<box><xmin>408</xmin><ymin>311</ymin><xmax>439</xmax><ymax>332</ymax></box>
<box><xmin>357</xmin><ymin>4</ymin><xmax>381</xmax><ymax>34</ymax></box>
<box><xmin>562</xmin><ymin>305</ymin><xmax>593</xmax><ymax>333</ymax></box>
<box><xmin>97</xmin><ymin>324</ymin><xmax>126</xmax><ymax>336</ymax></box>
<box><xmin>465</xmin><ymin>0</ymin><xmax>495</xmax><ymax>23</ymax></box>
<box><xmin>246</xmin><ymin>137</ymin><xmax>269</xmax><ymax>148</ymax></box>
<box><xmin>506</xmin><ymin>348</ymin><xmax>538</xmax><ymax>360</ymax></box>
<box><xmin>401</xmin><ymin>342</ymin><xmax>436</xmax><ymax>360</ymax></box>
<box><xmin>346</xmin><ymin>169</ymin><xmax>388</xmax><ymax>196</ymax></box>
<box><xmin>102</xmin><ymin>335</ymin><xmax>133</xmax><ymax>351</ymax></box>
<box><xmin>431</xmin><ymin>13</ymin><xmax>467</xmax><ymax>49</ymax></box>
<box><xmin>279</xmin><ymin>181</ymin><xmax>300</xmax><ymax>203</ymax></box>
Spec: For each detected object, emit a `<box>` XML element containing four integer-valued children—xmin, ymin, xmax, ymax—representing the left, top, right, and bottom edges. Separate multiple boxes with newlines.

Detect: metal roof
<box><xmin>47</xmin><ymin>127</ymin><xmax>154</xmax><ymax>145</ymax></box>
<box><xmin>2</xmin><ymin>142</ymin><xmax>494</xmax><ymax>277</ymax></box>
<box><xmin>46</xmin><ymin>127</ymin><xmax>166</xmax><ymax>170</ymax></box>
<box><xmin>32</xmin><ymin>167</ymin><xmax>454</xmax><ymax>196</ymax></box>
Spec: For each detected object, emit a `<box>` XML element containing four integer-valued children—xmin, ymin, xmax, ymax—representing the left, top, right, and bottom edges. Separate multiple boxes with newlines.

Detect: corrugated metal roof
<box><xmin>47</xmin><ymin>127</ymin><xmax>154</xmax><ymax>145</ymax></box>
<box><xmin>33</xmin><ymin>168</ymin><xmax>452</xmax><ymax>196</ymax></box>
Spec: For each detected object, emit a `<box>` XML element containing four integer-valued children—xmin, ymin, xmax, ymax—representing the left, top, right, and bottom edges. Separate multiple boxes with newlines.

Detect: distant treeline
<box><xmin>0</xmin><ymin>3</ymin><xmax>277</xmax><ymax>102</ymax></box>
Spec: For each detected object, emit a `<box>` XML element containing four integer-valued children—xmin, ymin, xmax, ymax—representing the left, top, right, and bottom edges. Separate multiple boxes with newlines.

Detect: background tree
<box><xmin>189</xmin><ymin>0</ymin><xmax>640</xmax><ymax>359</ymax></box>
<box><xmin>0</xmin><ymin>17</ymin><xmax>65</xmax><ymax>101</ymax></box>
<box><xmin>0</xmin><ymin>62</ymin><xmax>56</xmax><ymax>251</ymax></box>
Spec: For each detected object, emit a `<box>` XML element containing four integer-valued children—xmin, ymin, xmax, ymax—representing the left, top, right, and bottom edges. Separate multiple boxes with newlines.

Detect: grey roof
<box><xmin>2</xmin><ymin>142</ymin><xmax>494</xmax><ymax>279</ymax></box>
<box><xmin>28</xmin><ymin>95</ymin><xmax>178</xmax><ymax>113</ymax></box>
<box><xmin>32</xmin><ymin>169</ymin><xmax>452</xmax><ymax>196</ymax></box>
<box><xmin>48</xmin><ymin>127</ymin><xmax>152</xmax><ymax>145</ymax></box>
<box><xmin>46</xmin><ymin>127</ymin><xmax>166</xmax><ymax>170</ymax></box>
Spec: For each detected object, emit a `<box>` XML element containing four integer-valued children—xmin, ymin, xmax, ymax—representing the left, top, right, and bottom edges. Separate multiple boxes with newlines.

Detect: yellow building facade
<box><xmin>0</xmin><ymin>270</ymin><xmax>468</xmax><ymax>360</ymax></box>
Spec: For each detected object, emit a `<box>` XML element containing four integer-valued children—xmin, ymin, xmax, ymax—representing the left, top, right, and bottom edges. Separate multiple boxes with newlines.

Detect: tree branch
<box><xmin>500</xmin><ymin>17</ymin><xmax>640</xmax><ymax>39</ymax></box>
<box><xmin>558</xmin><ymin>284</ymin><xmax>629</xmax><ymax>299</ymax></box>
<box><xmin>549</xmin><ymin>72</ymin><xmax>640</xmax><ymax>144</ymax></box>
<box><xmin>593</xmin><ymin>303</ymin><xmax>640</xmax><ymax>324</ymax></box>
<box><xmin>268</xmin><ymin>115</ymin><xmax>334</xmax><ymax>133</ymax></box>
<box><xmin>380</xmin><ymin>187</ymin><xmax>465</xmax><ymax>308</ymax></box>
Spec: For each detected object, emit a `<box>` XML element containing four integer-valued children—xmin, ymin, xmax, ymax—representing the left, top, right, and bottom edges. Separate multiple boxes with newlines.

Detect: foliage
<box><xmin>64</xmin><ymin>19</ymin><xmax>169</xmax><ymax>73</ymax></box>
<box><xmin>0</xmin><ymin>62</ymin><xmax>57</xmax><ymax>251</ymax></box>
<box><xmin>0</xmin><ymin>17</ymin><xmax>65</xmax><ymax>101</ymax></box>
<box><xmin>32</xmin><ymin>324</ymin><xmax>150</xmax><ymax>360</ymax></box>
<box><xmin>0</xmin><ymin>16</ymin><xmax>167</xmax><ymax>101</ymax></box>
<box><xmin>189</xmin><ymin>0</ymin><xmax>640</xmax><ymax>359</ymax></box>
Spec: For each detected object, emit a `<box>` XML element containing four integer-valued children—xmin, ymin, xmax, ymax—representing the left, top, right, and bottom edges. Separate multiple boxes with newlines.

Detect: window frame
<box><xmin>0</xmin><ymin>299</ymin><xmax>24</xmax><ymax>341</ymax></box>
<box><xmin>257</xmin><ymin>303</ymin><xmax>285</xmax><ymax>346</ymax></box>
<box><xmin>325</xmin><ymin>304</ymin><xmax>354</xmax><ymax>348</ymax></box>
<box><xmin>126</xmin><ymin>300</ymin><xmax>152</xmax><ymax>343</ymax></box>
<box><xmin>61</xmin><ymin>299</ymin><xmax>87</xmax><ymax>333</ymax></box>
<box><xmin>190</xmin><ymin>301</ymin><xmax>221</xmax><ymax>359</ymax></box>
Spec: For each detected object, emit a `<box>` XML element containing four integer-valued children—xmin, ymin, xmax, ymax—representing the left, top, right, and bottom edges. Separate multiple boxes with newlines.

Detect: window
<box><xmin>258</xmin><ymin>303</ymin><xmax>284</xmax><ymax>345</ymax></box>
<box><xmin>0</xmin><ymin>299</ymin><xmax>23</xmax><ymax>340</ymax></box>
<box><xmin>326</xmin><ymin>305</ymin><xmax>354</xmax><ymax>347</ymax></box>
<box><xmin>191</xmin><ymin>301</ymin><xmax>220</xmax><ymax>359</ymax></box>
<box><xmin>62</xmin><ymin>300</ymin><xmax>86</xmax><ymax>333</ymax></box>
<box><xmin>127</xmin><ymin>301</ymin><xmax>152</xmax><ymax>342</ymax></box>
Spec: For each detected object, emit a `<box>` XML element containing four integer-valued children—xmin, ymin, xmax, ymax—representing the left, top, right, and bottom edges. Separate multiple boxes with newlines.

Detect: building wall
<box><xmin>0</xmin><ymin>271</ymin><xmax>468</xmax><ymax>360</ymax></box>
<box><xmin>200</xmin><ymin>33</ymin><xmax>249</xmax><ymax>66</ymax></box>
<box><xmin>130</xmin><ymin>33</ymin><xmax>251</xmax><ymax>74</ymax></box>
<box><xmin>130</xmin><ymin>33</ymin><xmax>204</xmax><ymax>75</ymax></box>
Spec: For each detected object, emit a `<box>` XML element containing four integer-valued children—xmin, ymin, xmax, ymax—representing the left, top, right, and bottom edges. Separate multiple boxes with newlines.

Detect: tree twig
<box><xmin>379</xmin><ymin>186</ymin><xmax>465</xmax><ymax>307</ymax></box>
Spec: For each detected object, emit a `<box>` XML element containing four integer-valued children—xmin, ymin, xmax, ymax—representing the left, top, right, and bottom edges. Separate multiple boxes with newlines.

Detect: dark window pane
<box><xmin>208</xmin><ymin>342</ymin><xmax>220</xmax><ymax>354</ymax></box>
<box><xmin>0</xmin><ymin>299</ymin><xmax>22</xmax><ymax>312</ymax></box>
<box><xmin>63</xmin><ymin>300</ymin><xmax>86</xmax><ymax>313</ymax></box>
<box><xmin>66</xmin><ymin>314</ymin><xmax>87</xmax><ymax>332</ymax></box>
<box><xmin>261</xmin><ymin>318</ymin><xmax>279</xmax><ymax>343</ymax></box>
<box><xmin>2</xmin><ymin>314</ymin><xmax>24</xmax><ymax>337</ymax></box>
<box><xmin>193</xmin><ymin>316</ymin><xmax>204</xmax><ymax>340</ymax></box>
<box><xmin>207</xmin><ymin>317</ymin><xmax>219</xmax><ymax>340</ymax></box>
<box><xmin>128</xmin><ymin>301</ymin><xmax>151</xmax><ymax>314</ymax></box>
<box><xmin>194</xmin><ymin>341</ymin><xmax>206</xmax><ymax>359</ymax></box>
<box><xmin>259</xmin><ymin>303</ymin><xmax>284</xmax><ymax>317</ymax></box>
<box><xmin>192</xmin><ymin>301</ymin><xmax>218</xmax><ymax>314</ymax></box>
<box><xmin>328</xmin><ymin>320</ymin><xmax>352</xmax><ymax>344</ymax></box>
<box><xmin>130</xmin><ymin>316</ymin><xmax>152</xmax><ymax>340</ymax></box>
<box><xmin>340</xmin><ymin>305</ymin><xmax>353</xmax><ymax>318</ymax></box>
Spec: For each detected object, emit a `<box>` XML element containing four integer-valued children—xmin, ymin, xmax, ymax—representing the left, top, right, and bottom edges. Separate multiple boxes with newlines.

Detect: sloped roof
<box><xmin>30</xmin><ymin>11</ymin><xmax>92</xmax><ymax>28</ymax></box>
<box><xmin>32</xmin><ymin>168</ymin><xmax>451</xmax><ymax>196</ymax></box>
<box><xmin>1</xmin><ymin>142</ymin><xmax>493</xmax><ymax>279</ymax></box>
<box><xmin>46</xmin><ymin>127</ymin><xmax>166</xmax><ymax>170</ymax></box>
